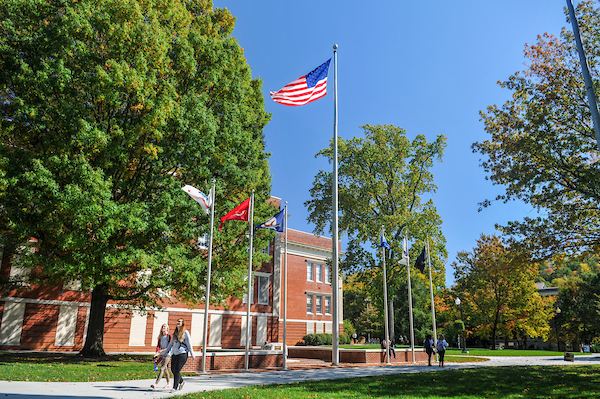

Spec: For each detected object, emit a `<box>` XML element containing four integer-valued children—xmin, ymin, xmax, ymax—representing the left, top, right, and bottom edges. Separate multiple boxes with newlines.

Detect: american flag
<box><xmin>270</xmin><ymin>59</ymin><xmax>331</xmax><ymax>106</ymax></box>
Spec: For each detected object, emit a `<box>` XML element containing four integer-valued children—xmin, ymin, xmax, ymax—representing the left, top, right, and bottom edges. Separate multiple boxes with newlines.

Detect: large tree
<box><xmin>474</xmin><ymin>1</ymin><xmax>600</xmax><ymax>258</ymax></box>
<box><xmin>0</xmin><ymin>0</ymin><xmax>273</xmax><ymax>356</ymax></box>
<box><xmin>453</xmin><ymin>235</ymin><xmax>553</xmax><ymax>348</ymax></box>
<box><xmin>306</xmin><ymin>124</ymin><xmax>447</xmax><ymax>342</ymax></box>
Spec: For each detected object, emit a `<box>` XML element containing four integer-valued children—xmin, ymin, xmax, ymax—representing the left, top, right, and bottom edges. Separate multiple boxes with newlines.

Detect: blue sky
<box><xmin>213</xmin><ymin>0</ymin><xmax>571</xmax><ymax>286</ymax></box>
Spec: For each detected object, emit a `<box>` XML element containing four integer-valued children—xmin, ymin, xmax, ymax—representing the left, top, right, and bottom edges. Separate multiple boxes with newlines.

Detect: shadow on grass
<box><xmin>249</xmin><ymin>366</ymin><xmax>600</xmax><ymax>398</ymax></box>
<box><xmin>0</xmin><ymin>352</ymin><xmax>150</xmax><ymax>364</ymax></box>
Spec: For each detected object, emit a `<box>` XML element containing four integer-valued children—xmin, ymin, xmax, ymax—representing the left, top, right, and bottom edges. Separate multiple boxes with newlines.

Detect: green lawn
<box><xmin>177</xmin><ymin>365</ymin><xmax>600</xmax><ymax>398</ymax></box>
<box><xmin>0</xmin><ymin>352</ymin><xmax>155</xmax><ymax>382</ymax></box>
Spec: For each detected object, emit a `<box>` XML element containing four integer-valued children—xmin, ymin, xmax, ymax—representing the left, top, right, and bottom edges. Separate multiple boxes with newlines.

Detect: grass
<box><xmin>177</xmin><ymin>365</ymin><xmax>600</xmax><ymax>398</ymax></box>
<box><xmin>0</xmin><ymin>352</ymin><xmax>155</xmax><ymax>382</ymax></box>
<box><xmin>342</xmin><ymin>345</ymin><xmax>592</xmax><ymax>358</ymax></box>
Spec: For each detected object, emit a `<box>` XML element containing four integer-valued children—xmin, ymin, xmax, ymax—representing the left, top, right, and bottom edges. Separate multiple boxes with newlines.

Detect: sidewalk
<box><xmin>2</xmin><ymin>355</ymin><xmax>599</xmax><ymax>399</ymax></box>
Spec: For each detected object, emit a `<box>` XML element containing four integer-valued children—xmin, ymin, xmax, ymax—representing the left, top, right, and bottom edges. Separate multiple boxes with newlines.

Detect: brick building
<box><xmin>0</xmin><ymin>206</ymin><xmax>342</xmax><ymax>354</ymax></box>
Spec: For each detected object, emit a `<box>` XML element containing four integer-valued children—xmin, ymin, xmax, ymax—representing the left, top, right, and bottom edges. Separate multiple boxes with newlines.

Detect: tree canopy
<box><xmin>474</xmin><ymin>1</ymin><xmax>600</xmax><ymax>258</ymax></box>
<box><xmin>452</xmin><ymin>235</ymin><xmax>553</xmax><ymax>348</ymax></box>
<box><xmin>0</xmin><ymin>0</ymin><xmax>273</xmax><ymax>355</ymax></box>
<box><xmin>306</xmin><ymin>124</ymin><xmax>447</xmax><ymax>343</ymax></box>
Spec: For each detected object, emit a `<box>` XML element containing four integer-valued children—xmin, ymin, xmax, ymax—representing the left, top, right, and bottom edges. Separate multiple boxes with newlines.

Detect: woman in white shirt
<box><xmin>436</xmin><ymin>334</ymin><xmax>449</xmax><ymax>367</ymax></box>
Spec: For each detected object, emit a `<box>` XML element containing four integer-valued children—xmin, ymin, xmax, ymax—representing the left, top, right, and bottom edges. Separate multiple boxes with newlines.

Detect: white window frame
<box><xmin>306</xmin><ymin>294</ymin><xmax>313</xmax><ymax>314</ymax></box>
<box><xmin>324</xmin><ymin>264</ymin><xmax>331</xmax><ymax>284</ymax></box>
<box><xmin>315</xmin><ymin>295</ymin><xmax>322</xmax><ymax>314</ymax></box>
<box><xmin>315</xmin><ymin>263</ymin><xmax>322</xmax><ymax>283</ymax></box>
<box><xmin>261</xmin><ymin>242</ymin><xmax>270</xmax><ymax>255</ymax></box>
<box><xmin>307</xmin><ymin>262</ymin><xmax>313</xmax><ymax>281</ymax></box>
<box><xmin>257</xmin><ymin>274</ymin><xmax>270</xmax><ymax>305</ymax></box>
<box><xmin>325</xmin><ymin>296</ymin><xmax>331</xmax><ymax>315</ymax></box>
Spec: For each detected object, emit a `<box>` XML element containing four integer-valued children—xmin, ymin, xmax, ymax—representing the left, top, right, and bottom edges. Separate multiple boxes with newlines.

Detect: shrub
<box><xmin>302</xmin><ymin>334</ymin><xmax>333</xmax><ymax>346</ymax></box>
<box><xmin>340</xmin><ymin>333</ymin><xmax>351</xmax><ymax>345</ymax></box>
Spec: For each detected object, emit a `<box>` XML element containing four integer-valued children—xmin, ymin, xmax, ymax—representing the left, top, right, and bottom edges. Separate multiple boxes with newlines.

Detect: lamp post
<box><xmin>555</xmin><ymin>307</ymin><xmax>562</xmax><ymax>352</ymax></box>
<box><xmin>365</xmin><ymin>298</ymin><xmax>371</xmax><ymax>343</ymax></box>
<box><xmin>455</xmin><ymin>297</ymin><xmax>468</xmax><ymax>353</ymax></box>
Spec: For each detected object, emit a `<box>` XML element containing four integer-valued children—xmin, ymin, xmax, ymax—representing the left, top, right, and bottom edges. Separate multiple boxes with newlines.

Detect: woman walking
<box><xmin>151</xmin><ymin>324</ymin><xmax>172</xmax><ymax>389</ymax></box>
<box><xmin>155</xmin><ymin>318</ymin><xmax>195</xmax><ymax>391</ymax></box>
<box><xmin>436</xmin><ymin>334</ymin><xmax>449</xmax><ymax>367</ymax></box>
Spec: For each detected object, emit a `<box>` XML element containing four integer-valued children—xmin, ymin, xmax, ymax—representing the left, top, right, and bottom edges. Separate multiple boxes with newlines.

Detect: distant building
<box><xmin>0</xmin><ymin>199</ymin><xmax>342</xmax><ymax>352</ymax></box>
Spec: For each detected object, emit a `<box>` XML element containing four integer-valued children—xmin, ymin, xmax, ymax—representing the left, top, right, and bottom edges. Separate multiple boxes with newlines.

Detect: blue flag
<box><xmin>380</xmin><ymin>231</ymin><xmax>390</xmax><ymax>249</ymax></box>
<box><xmin>255</xmin><ymin>209</ymin><xmax>285</xmax><ymax>232</ymax></box>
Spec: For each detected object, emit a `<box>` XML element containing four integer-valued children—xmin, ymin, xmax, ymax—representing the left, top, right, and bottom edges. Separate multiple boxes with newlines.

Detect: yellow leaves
<box><xmin>143</xmin><ymin>143</ymin><xmax>159</xmax><ymax>159</ymax></box>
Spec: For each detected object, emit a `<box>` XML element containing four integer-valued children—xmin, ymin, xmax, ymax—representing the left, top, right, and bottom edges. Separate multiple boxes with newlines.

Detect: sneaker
<box><xmin>178</xmin><ymin>381</ymin><xmax>185</xmax><ymax>391</ymax></box>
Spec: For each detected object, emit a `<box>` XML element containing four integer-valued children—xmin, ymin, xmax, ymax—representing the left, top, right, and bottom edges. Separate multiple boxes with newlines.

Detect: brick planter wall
<box><xmin>180</xmin><ymin>350</ymin><xmax>283</xmax><ymax>372</ymax></box>
<box><xmin>288</xmin><ymin>346</ymin><xmax>428</xmax><ymax>364</ymax></box>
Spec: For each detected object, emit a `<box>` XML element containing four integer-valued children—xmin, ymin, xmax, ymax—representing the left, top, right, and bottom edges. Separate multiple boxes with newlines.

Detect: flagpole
<box><xmin>331</xmin><ymin>43</ymin><xmax>340</xmax><ymax>367</ymax></box>
<box><xmin>406</xmin><ymin>234</ymin><xmax>415</xmax><ymax>363</ymax></box>
<box><xmin>200</xmin><ymin>180</ymin><xmax>216</xmax><ymax>373</ymax></box>
<box><xmin>566</xmin><ymin>0</ymin><xmax>600</xmax><ymax>152</ymax></box>
<box><xmin>382</xmin><ymin>226</ymin><xmax>391</xmax><ymax>365</ymax></box>
<box><xmin>245</xmin><ymin>191</ymin><xmax>255</xmax><ymax>371</ymax></box>
<box><xmin>282</xmin><ymin>202</ymin><xmax>289</xmax><ymax>370</ymax></box>
<box><xmin>426</xmin><ymin>239</ymin><xmax>437</xmax><ymax>356</ymax></box>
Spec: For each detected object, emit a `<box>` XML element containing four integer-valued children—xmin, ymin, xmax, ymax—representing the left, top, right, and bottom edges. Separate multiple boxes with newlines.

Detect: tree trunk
<box><xmin>81</xmin><ymin>284</ymin><xmax>109</xmax><ymax>357</ymax></box>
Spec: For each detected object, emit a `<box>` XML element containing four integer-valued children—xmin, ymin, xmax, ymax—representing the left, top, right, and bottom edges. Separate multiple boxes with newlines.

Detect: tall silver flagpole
<box><xmin>382</xmin><ymin>226</ymin><xmax>391</xmax><ymax>365</ymax></box>
<box><xmin>426</xmin><ymin>239</ymin><xmax>437</xmax><ymax>352</ymax></box>
<box><xmin>406</xmin><ymin>235</ymin><xmax>415</xmax><ymax>363</ymax></box>
<box><xmin>331</xmin><ymin>43</ymin><xmax>340</xmax><ymax>366</ymax></box>
<box><xmin>200</xmin><ymin>179</ymin><xmax>216</xmax><ymax>373</ymax></box>
<box><xmin>244</xmin><ymin>191</ymin><xmax>255</xmax><ymax>370</ymax></box>
<box><xmin>282</xmin><ymin>202</ymin><xmax>289</xmax><ymax>370</ymax></box>
<box><xmin>566</xmin><ymin>0</ymin><xmax>600</xmax><ymax>152</ymax></box>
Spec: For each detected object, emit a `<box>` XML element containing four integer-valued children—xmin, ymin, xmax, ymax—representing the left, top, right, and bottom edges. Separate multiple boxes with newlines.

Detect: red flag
<box><xmin>219</xmin><ymin>198</ymin><xmax>250</xmax><ymax>231</ymax></box>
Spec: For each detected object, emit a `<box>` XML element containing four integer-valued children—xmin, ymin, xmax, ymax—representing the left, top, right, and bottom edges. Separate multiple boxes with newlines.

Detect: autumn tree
<box><xmin>474</xmin><ymin>1</ymin><xmax>600</xmax><ymax>258</ymax></box>
<box><xmin>453</xmin><ymin>235</ymin><xmax>553</xmax><ymax>348</ymax></box>
<box><xmin>0</xmin><ymin>0</ymin><xmax>273</xmax><ymax>356</ymax></box>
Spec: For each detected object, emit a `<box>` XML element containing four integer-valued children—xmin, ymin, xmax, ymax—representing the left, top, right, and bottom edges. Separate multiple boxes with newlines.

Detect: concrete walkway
<box><xmin>2</xmin><ymin>355</ymin><xmax>599</xmax><ymax>399</ymax></box>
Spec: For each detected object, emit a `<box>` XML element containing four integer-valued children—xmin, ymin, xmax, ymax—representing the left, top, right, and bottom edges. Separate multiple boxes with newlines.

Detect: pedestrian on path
<box><xmin>151</xmin><ymin>323</ymin><xmax>172</xmax><ymax>389</ymax></box>
<box><xmin>436</xmin><ymin>334</ymin><xmax>449</xmax><ymax>367</ymax></box>
<box><xmin>424</xmin><ymin>334</ymin><xmax>435</xmax><ymax>366</ymax></box>
<box><xmin>156</xmin><ymin>318</ymin><xmax>195</xmax><ymax>392</ymax></box>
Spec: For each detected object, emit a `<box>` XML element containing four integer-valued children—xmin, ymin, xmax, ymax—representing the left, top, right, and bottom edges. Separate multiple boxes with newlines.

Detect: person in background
<box><xmin>436</xmin><ymin>333</ymin><xmax>449</xmax><ymax>367</ymax></box>
<box><xmin>151</xmin><ymin>324</ymin><xmax>172</xmax><ymax>389</ymax></box>
<box><xmin>424</xmin><ymin>334</ymin><xmax>435</xmax><ymax>366</ymax></box>
<box><xmin>156</xmin><ymin>318</ymin><xmax>195</xmax><ymax>392</ymax></box>
<box><xmin>388</xmin><ymin>337</ymin><xmax>396</xmax><ymax>359</ymax></box>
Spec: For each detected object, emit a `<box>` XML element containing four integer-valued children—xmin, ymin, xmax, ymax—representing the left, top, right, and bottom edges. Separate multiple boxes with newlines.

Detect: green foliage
<box><xmin>342</xmin><ymin>319</ymin><xmax>355</xmax><ymax>337</ymax></box>
<box><xmin>306</xmin><ymin>124</ymin><xmax>447</xmax><ymax>279</ymax></box>
<box><xmin>474</xmin><ymin>1</ymin><xmax>600</xmax><ymax>259</ymax></box>
<box><xmin>452</xmin><ymin>235</ymin><xmax>554</xmax><ymax>346</ymax></box>
<box><xmin>302</xmin><ymin>334</ymin><xmax>332</xmax><ymax>346</ymax></box>
<box><xmin>0</xmin><ymin>0</ymin><xmax>272</xmax><ymax>355</ymax></box>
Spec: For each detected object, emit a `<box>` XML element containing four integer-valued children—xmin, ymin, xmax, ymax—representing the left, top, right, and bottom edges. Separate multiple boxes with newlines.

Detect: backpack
<box><xmin>424</xmin><ymin>339</ymin><xmax>431</xmax><ymax>349</ymax></box>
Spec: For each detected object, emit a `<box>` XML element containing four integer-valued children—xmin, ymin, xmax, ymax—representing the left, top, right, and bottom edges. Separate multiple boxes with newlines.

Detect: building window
<box><xmin>315</xmin><ymin>263</ymin><xmax>322</xmax><ymax>282</ymax></box>
<box><xmin>261</xmin><ymin>243</ymin><xmax>270</xmax><ymax>255</ymax></box>
<box><xmin>324</xmin><ymin>265</ymin><xmax>331</xmax><ymax>284</ymax></box>
<box><xmin>258</xmin><ymin>275</ymin><xmax>269</xmax><ymax>305</ymax></box>
<box><xmin>307</xmin><ymin>262</ymin><xmax>313</xmax><ymax>281</ymax></box>
<box><xmin>307</xmin><ymin>295</ymin><xmax>313</xmax><ymax>313</ymax></box>
<box><xmin>316</xmin><ymin>296</ymin><xmax>322</xmax><ymax>314</ymax></box>
<box><xmin>325</xmin><ymin>296</ymin><xmax>331</xmax><ymax>315</ymax></box>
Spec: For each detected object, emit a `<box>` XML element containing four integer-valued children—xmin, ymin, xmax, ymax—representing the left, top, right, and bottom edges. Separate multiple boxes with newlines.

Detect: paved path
<box><xmin>2</xmin><ymin>355</ymin><xmax>599</xmax><ymax>399</ymax></box>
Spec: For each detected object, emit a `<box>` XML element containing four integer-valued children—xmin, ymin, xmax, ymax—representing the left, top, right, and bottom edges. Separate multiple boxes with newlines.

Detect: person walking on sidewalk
<box><xmin>156</xmin><ymin>318</ymin><xmax>195</xmax><ymax>392</ymax></box>
<box><xmin>436</xmin><ymin>334</ymin><xmax>449</xmax><ymax>367</ymax></box>
<box><xmin>424</xmin><ymin>334</ymin><xmax>435</xmax><ymax>366</ymax></box>
<box><xmin>151</xmin><ymin>324</ymin><xmax>172</xmax><ymax>389</ymax></box>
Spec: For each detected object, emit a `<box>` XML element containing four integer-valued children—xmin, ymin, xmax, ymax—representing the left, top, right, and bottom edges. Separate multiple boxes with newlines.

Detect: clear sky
<box><xmin>213</xmin><ymin>0</ymin><xmax>572</xmax><ymax>286</ymax></box>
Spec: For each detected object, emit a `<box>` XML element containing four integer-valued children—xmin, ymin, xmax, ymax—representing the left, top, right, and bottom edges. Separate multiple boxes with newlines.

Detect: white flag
<box><xmin>398</xmin><ymin>236</ymin><xmax>409</xmax><ymax>265</ymax></box>
<box><xmin>182</xmin><ymin>185</ymin><xmax>212</xmax><ymax>215</ymax></box>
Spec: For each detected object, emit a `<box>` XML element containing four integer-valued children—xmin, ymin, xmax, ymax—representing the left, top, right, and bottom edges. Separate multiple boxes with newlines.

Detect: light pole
<box><xmin>365</xmin><ymin>298</ymin><xmax>371</xmax><ymax>343</ymax></box>
<box><xmin>455</xmin><ymin>297</ymin><xmax>468</xmax><ymax>354</ymax></box>
<box><xmin>555</xmin><ymin>307</ymin><xmax>562</xmax><ymax>352</ymax></box>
